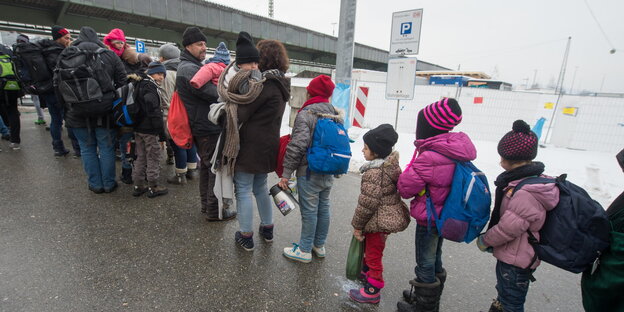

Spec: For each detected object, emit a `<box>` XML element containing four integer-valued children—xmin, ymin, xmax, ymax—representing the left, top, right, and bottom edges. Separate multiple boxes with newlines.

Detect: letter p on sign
<box><xmin>401</xmin><ymin>22</ymin><xmax>412</xmax><ymax>35</ymax></box>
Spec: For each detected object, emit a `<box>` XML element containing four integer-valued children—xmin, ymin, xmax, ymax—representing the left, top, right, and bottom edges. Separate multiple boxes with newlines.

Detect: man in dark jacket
<box><xmin>176</xmin><ymin>26</ymin><xmax>235</xmax><ymax>221</ymax></box>
<box><xmin>58</xmin><ymin>26</ymin><xmax>127</xmax><ymax>194</ymax></box>
<box><xmin>38</xmin><ymin>25</ymin><xmax>81</xmax><ymax>157</ymax></box>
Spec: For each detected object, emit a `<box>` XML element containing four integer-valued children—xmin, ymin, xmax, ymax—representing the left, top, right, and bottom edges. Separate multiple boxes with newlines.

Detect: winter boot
<box><xmin>185</xmin><ymin>168</ymin><xmax>199</xmax><ymax>180</ymax></box>
<box><xmin>358</xmin><ymin>264</ymin><xmax>370</xmax><ymax>283</ymax></box>
<box><xmin>488</xmin><ymin>299</ymin><xmax>503</xmax><ymax>312</ymax></box>
<box><xmin>259</xmin><ymin>224</ymin><xmax>274</xmax><ymax>242</ymax></box>
<box><xmin>403</xmin><ymin>269</ymin><xmax>446</xmax><ymax>304</ymax></box>
<box><xmin>397</xmin><ymin>278</ymin><xmax>442</xmax><ymax>312</ymax></box>
<box><xmin>120</xmin><ymin>167</ymin><xmax>133</xmax><ymax>184</ymax></box>
<box><xmin>349</xmin><ymin>280</ymin><xmax>381</xmax><ymax>304</ymax></box>
<box><xmin>147</xmin><ymin>184</ymin><xmax>168</xmax><ymax>198</ymax></box>
<box><xmin>133</xmin><ymin>183</ymin><xmax>148</xmax><ymax>197</ymax></box>
<box><xmin>167</xmin><ymin>172</ymin><xmax>187</xmax><ymax>185</ymax></box>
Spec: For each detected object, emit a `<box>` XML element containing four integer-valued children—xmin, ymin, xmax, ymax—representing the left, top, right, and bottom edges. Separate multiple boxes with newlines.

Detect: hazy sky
<box><xmin>210</xmin><ymin>0</ymin><xmax>623</xmax><ymax>93</ymax></box>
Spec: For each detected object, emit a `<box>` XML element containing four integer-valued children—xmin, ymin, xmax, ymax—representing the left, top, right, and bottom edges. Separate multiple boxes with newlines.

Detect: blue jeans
<box><xmin>118</xmin><ymin>131</ymin><xmax>134</xmax><ymax>169</ymax></box>
<box><xmin>171</xmin><ymin>141</ymin><xmax>198</xmax><ymax>170</ymax></box>
<box><xmin>0</xmin><ymin>115</ymin><xmax>9</xmax><ymax>136</ymax></box>
<box><xmin>42</xmin><ymin>92</ymin><xmax>79</xmax><ymax>153</ymax></box>
<box><xmin>495</xmin><ymin>260</ymin><xmax>534</xmax><ymax>312</ymax></box>
<box><xmin>234</xmin><ymin>171</ymin><xmax>274</xmax><ymax>233</ymax></box>
<box><xmin>72</xmin><ymin>127</ymin><xmax>117</xmax><ymax>190</ymax></box>
<box><xmin>415</xmin><ymin>224</ymin><xmax>444</xmax><ymax>283</ymax></box>
<box><xmin>297</xmin><ymin>173</ymin><xmax>333</xmax><ymax>253</ymax></box>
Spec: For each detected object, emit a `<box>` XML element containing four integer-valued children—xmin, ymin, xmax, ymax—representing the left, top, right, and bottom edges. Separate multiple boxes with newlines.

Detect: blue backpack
<box><xmin>426</xmin><ymin>153</ymin><xmax>491</xmax><ymax>243</ymax></box>
<box><xmin>112</xmin><ymin>80</ymin><xmax>143</xmax><ymax>127</ymax></box>
<box><xmin>513</xmin><ymin>175</ymin><xmax>610</xmax><ymax>273</ymax></box>
<box><xmin>306</xmin><ymin>117</ymin><xmax>352</xmax><ymax>175</ymax></box>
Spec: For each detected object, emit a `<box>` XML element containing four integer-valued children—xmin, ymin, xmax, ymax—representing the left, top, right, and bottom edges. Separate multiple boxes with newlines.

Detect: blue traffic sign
<box><xmin>135</xmin><ymin>40</ymin><xmax>146</xmax><ymax>53</ymax></box>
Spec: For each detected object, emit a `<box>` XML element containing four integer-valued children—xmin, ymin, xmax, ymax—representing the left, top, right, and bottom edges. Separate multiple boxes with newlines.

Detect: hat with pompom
<box><xmin>497</xmin><ymin>120</ymin><xmax>539</xmax><ymax>160</ymax></box>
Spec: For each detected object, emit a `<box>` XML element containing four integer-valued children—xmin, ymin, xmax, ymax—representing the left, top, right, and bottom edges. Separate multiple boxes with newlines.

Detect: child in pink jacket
<box><xmin>397</xmin><ymin>98</ymin><xmax>476</xmax><ymax>312</ymax></box>
<box><xmin>190</xmin><ymin>42</ymin><xmax>230</xmax><ymax>89</ymax></box>
<box><xmin>477</xmin><ymin>120</ymin><xmax>559</xmax><ymax>312</ymax></box>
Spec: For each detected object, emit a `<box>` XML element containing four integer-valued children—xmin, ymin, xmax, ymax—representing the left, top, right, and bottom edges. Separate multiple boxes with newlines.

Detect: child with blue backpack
<box><xmin>476</xmin><ymin>120</ymin><xmax>559</xmax><ymax>312</ymax></box>
<box><xmin>397</xmin><ymin>98</ymin><xmax>476</xmax><ymax>312</ymax></box>
<box><xmin>349</xmin><ymin>124</ymin><xmax>410</xmax><ymax>304</ymax></box>
<box><xmin>278</xmin><ymin>75</ymin><xmax>343</xmax><ymax>263</ymax></box>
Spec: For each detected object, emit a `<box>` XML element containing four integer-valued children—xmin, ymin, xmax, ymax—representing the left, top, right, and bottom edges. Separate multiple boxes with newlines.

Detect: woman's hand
<box><xmin>278</xmin><ymin>177</ymin><xmax>290</xmax><ymax>190</ymax></box>
<box><xmin>353</xmin><ymin>229</ymin><xmax>365</xmax><ymax>242</ymax></box>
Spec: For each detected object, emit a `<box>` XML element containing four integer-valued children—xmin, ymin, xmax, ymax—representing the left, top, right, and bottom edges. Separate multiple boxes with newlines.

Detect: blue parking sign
<box><xmin>400</xmin><ymin>22</ymin><xmax>412</xmax><ymax>35</ymax></box>
<box><xmin>135</xmin><ymin>40</ymin><xmax>146</xmax><ymax>53</ymax></box>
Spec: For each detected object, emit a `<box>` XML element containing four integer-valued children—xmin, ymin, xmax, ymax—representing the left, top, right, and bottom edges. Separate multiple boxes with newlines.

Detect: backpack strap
<box><xmin>511</xmin><ymin>176</ymin><xmax>556</xmax><ymax>196</ymax></box>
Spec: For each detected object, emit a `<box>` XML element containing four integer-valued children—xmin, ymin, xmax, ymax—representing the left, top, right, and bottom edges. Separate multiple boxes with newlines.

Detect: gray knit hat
<box><xmin>159</xmin><ymin>43</ymin><xmax>180</xmax><ymax>60</ymax></box>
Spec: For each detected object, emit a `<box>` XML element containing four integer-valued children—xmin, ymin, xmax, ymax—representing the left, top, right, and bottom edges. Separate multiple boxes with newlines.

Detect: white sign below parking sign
<box><xmin>389</xmin><ymin>9</ymin><xmax>423</xmax><ymax>56</ymax></box>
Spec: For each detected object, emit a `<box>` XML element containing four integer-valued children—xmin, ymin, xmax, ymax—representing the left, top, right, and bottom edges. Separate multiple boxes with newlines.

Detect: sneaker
<box><xmin>349</xmin><ymin>282</ymin><xmax>381</xmax><ymax>304</ymax></box>
<box><xmin>147</xmin><ymin>185</ymin><xmax>168</xmax><ymax>198</ymax></box>
<box><xmin>89</xmin><ymin>185</ymin><xmax>104</xmax><ymax>194</ymax></box>
<box><xmin>34</xmin><ymin>119</ymin><xmax>46</xmax><ymax>125</ymax></box>
<box><xmin>132</xmin><ymin>185</ymin><xmax>148</xmax><ymax>197</ymax></box>
<box><xmin>259</xmin><ymin>224</ymin><xmax>274</xmax><ymax>243</ymax></box>
<box><xmin>312</xmin><ymin>245</ymin><xmax>326</xmax><ymax>258</ymax></box>
<box><xmin>54</xmin><ymin>149</ymin><xmax>70</xmax><ymax>157</ymax></box>
<box><xmin>282</xmin><ymin>243</ymin><xmax>312</xmax><ymax>263</ymax></box>
<box><xmin>9</xmin><ymin>143</ymin><xmax>20</xmax><ymax>150</ymax></box>
<box><xmin>1</xmin><ymin>134</ymin><xmax>9</xmax><ymax>140</ymax></box>
<box><xmin>235</xmin><ymin>231</ymin><xmax>254</xmax><ymax>251</ymax></box>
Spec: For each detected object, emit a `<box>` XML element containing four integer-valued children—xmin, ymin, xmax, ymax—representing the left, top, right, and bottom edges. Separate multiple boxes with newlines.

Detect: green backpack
<box><xmin>0</xmin><ymin>52</ymin><xmax>20</xmax><ymax>91</ymax></box>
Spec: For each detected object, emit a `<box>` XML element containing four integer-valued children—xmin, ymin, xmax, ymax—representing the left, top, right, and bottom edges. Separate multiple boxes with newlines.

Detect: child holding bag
<box><xmin>349</xmin><ymin>124</ymin><xmax>410</xmax><ymax>304</ymax></box>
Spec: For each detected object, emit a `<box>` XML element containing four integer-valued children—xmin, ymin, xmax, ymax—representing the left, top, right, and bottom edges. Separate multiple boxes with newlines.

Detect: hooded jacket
<box><xmin>129</xmin><ymin>73</ymin><xmax>164</xmax><ymax>137</ymax></box>
<box><xmin>397</xmin><ymin>132</ymin><xmax>477</xmax><ymax>225</ymax></box>
<box><xmin>482</xmin><ymin>178</ymin><xmax>560</xmax><ymax>269</ymax></box>
<box><xmin>351</xmin><ymin>152</ymin><xmax>411</xmax><ymax>233</ymax></box>
<box><xmin>176</xmin><ymin>49</ymin><xmax>221</xmax><ymax>137</ymax></box>
<box><xmin>59</xmin><ymin>27</ymin><xmax>127</xmax><ymax>129</ymax></box>
<box><xmin>235</xmin><ymin>72</ymin><xmax>290</xmax><ymax>173</ymax></box>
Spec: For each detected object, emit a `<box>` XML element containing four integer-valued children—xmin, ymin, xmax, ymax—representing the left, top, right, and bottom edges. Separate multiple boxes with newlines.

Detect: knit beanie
<box><xmin>363</xmin><ymin>124</ymin><xmax>399</xmax><ymax>159</ymax></box>
<box><xmin>208</xmin><ymin>42</ymin><xmax>231</xmax><ymax>64</ymax></box>
<box><xmin>182</xmin><ymin>27</ymin><xmax>207</xmax><ymax>47</ymax></box>
<box><xmin>159</xmin><ymin>43</ymin><xmax>180</xmax><ymax>60</ymax></box>
<box><xmin>146</xmin><ymin>61</ymin><xmax>167</xmax><ymax>77</ymax></box>
<box><xmin>51</xmin><ymin>25</ymin><xmax>69</xmax><ymax>40</ymax></box>
<box><xmin>16</xmin><ymin>34</ymin><xmax>29</xmax><ymax>43</ymax></box>
<box><xmin>416</xmin><ymin>98</ymin><xmax>462</xmax><ymax>140</ymax></box>
<box><xmin>497</xmin><ymin>120</ymin><xmax>539</xmax><ymax>161</ymax></box>
<box><xmin>235</xmin><ymin>31</ymin><xmax>259</xmax><ymax>64</ymax></box>
<box><xmin>306</xmin><ymin>75</ymin><xmax>335</xmax><ymax>99</ymax></box>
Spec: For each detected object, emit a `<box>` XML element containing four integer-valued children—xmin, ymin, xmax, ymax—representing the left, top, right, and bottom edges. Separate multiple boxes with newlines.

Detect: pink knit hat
<box><xmin>416</xmin><ymin>98</ymin><xmax>462</xmax><ymax>139</ymax></box>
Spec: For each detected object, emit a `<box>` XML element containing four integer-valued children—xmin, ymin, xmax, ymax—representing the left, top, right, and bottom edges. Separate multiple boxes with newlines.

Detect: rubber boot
<box><xmin>120</xmin><ymin>167</ymin><xmax>133</xmax><ymax>184</ymax></box>
<box><xmin>397</xmin><ymin>278</ymin><xmax>441</xmax><ymax>312</ymax></box>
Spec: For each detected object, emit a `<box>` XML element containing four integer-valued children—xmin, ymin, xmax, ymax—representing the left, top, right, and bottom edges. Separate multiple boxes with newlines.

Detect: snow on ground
<box><xmin>281</xmin><ymin>113</ymin><xmax>623</xmax><ymax>209</ymax></box>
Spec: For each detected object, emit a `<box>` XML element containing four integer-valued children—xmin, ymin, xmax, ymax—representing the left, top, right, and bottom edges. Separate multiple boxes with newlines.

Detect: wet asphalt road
<box><xmin>0</xmin><ymin>111</ymin><xmax>584</xmax><ymax>311</ymax></box>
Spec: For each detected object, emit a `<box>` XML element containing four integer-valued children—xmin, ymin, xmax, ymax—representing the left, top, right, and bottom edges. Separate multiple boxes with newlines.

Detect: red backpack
<box><xmin>167</xmin><ymin>91</ymin><xmax>193</xmax><ymax>149</ymax></box>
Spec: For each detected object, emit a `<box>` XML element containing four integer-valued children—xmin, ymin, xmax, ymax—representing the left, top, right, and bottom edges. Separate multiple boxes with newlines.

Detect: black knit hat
<box><xmin>416</xmin><ymin>98</ymin><xmax>462</xmax><ymax>140</ymax></box>
<box><xmin>182</xmin><ymin>27</ymin><xmax>207</xmax><ymax>47</ymax></box>
<box><xmin>497</xmin><ymin>120</ymin><xmax>539</xmax><ymax>161</ymax></box>
<box><xmin>363</xmin><ymin>124</ymin><xmax>398</xmax><ymax>159</ymax></box>
<box><xmin>51</xmin><ymin>25</ymin><xmax>69</xmax><ymax>40</ymax></box>
<box><xmin>235</xmin><ymin>31</ymin><xmax>259</xmax><ymax>64</ymax></box>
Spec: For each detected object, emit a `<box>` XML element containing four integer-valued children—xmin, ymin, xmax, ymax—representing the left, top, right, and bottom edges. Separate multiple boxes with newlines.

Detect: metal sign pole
<box><xmin>394</xmin><ymin>99</ymin><xmax>400</xmax><ymax>129</ymax></box>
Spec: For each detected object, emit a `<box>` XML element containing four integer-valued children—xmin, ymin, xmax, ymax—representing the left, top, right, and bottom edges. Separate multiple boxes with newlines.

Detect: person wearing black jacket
<box><xmin>59</xmin><ymin>26</ymin><xmax>127</xmax><ymax>194</ymax></box>
<box><xmin>176</xmin><ymin>27</ymin><xmax>235</xmax><ymax>220</ymax></box>
<box><xmin>129</xmin><ymin>62</ymin><xmax>168</xmax><ymax>198</ymax></box>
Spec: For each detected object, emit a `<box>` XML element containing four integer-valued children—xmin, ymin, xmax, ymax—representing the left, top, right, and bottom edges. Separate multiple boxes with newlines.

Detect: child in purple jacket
<box><xmin>397</xmin><ymin>98</ymin><xmax>476</xmax><ymax>312</ymax></box>
<box><xmin>477</xmin><ymin>120</ymin><xmax>559</xmax><ymax>312</ymax></box>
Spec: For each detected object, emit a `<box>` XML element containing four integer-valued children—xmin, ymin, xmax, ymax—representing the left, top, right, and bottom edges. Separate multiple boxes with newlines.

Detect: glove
<box><xmin>476</xmin><ymin>235</ymin><xmax>491</xmax><ymax>252</ymax></box>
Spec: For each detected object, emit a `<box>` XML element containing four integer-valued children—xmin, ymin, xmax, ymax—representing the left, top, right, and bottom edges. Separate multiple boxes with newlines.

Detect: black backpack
<box><xmin>513</xmin><ymin>174</ymin><xmax>610</xmax><ymax>273</ymax></box>
<box><xmin>13</xmin><ymin>41</ymin><xmax>53</xmax><ymax>94</ymax></box>
<box><xmin>112</xmin><ymin>80</ymin><xmax>143</xmax><ymax>127</ymax></box>
<box><xmin>55</xmin><ymin>47</ymin><xmax>112</xmax><ymax>117</ymax></box>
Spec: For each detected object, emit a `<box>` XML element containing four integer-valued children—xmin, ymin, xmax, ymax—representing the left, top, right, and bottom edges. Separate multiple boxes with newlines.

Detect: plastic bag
<box><xmin>346</xmin><ymin>235</ymin><xmax>364</xmax><ymax>280</ymax></box>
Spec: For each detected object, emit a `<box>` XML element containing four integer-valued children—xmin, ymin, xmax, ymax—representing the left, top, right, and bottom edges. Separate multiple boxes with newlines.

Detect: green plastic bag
<box><xmin>581</xmin><ymin>231</ymin><xmax>624</xmax><ymax>312</ymax></box>
<box><xmin>346</xmin><ymin>235</ymin><xmax>364</xmax><ymax>280</ymax></box>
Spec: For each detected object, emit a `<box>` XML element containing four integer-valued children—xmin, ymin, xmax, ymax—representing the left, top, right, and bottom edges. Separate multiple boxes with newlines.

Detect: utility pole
<box><xmin>334</xmin><ymin>0</ymin><xmax>357</xmax><ymax>129</ymax></box>
<box><xmin>268</xmin><ymin>0</ymin><xmax>274</xmax><ymax>18</ymax></box>
<box><xmin>544</xmin><ymin>36</ymin><xmax>571</xmax><ymax>144</ymax></box>
<box><xmin>569</xmin><ymin>66</ymin><xmax>578</xmax><ymax>94</ymax></box>
<box><xmin>532</xmin><ymin>69</ymin><xmax>538</xmax><ymax>88</ymax></box>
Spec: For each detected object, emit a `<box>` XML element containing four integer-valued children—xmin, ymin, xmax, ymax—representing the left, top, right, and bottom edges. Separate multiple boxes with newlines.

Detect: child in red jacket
<box><xmin>189</xmin><ymin>42</ymin><xmax>230</xmax><ymax>89</ymax></box>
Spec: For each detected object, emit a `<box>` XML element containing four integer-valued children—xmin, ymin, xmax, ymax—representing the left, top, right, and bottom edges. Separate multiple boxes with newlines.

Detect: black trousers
<box><xmin>195</xmin><ymin>134</ymin><xmax>220</xmax><ymax>216</ymax></box>
<box><xmin>0</xmin><ymin>91</ymin><xmax>21</xmax><ymax>144</ymax></box>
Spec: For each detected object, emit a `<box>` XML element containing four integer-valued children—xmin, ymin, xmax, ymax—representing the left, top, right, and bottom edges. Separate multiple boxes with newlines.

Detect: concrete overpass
<box><xmin>0</xmin><ymin>0</ymin><xmax>450</xmax><ymax>73</ymax></box>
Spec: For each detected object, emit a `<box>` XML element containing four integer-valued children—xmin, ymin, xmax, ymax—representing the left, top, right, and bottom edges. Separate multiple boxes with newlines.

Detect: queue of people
<box><xmin>1</xmin><ymin>23</ymin><xmax>621</xmax><ymax>312</ymax></box>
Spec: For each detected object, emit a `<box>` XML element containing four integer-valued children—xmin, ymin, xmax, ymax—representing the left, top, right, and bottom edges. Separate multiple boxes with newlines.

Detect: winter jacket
<box><xmin>351</xmin><ymin>152</ymin><xmax>411</xmax><ymax>233</ymax></box>
<box><xmin>103</xmin><ymin>28</ymin><xmax>125</xmax><ymax>56</ymax></box>
<box><xmin>176</xmin><ymin>49</ymin><xmax>221</xmax><ymax>137</ymax></box>
<box><xmin>235</xmin><ymin>71</ymin><xmax>290</xmax><ymax>173</ymax></box>
<box><xmin>160</xmin><ymin>58</ymin><xmax>179</xmax><ymax>107</ymax></box>
<box><xmin>37</xmin><ymin>39</ymin><xmax>65</xmax><ymax>76</ymax></box>
<box><xmin>397</xmin><ymin>132</ymin><xmax>477</xmax><ymax>225</ymax></box>
<box><xmin>60</xmin><ymin>27</ymin><xmax>127</xmax><ymax>129</ymax></box>
<box><xmin>482</xmin><ymin>177</ymin><xmax>560</xmax><ymax>269</ymax></box>
<box><xmin>281</xmin><ymin>101</ymin><xmax>341</xmax><ymax>179</ymax></box>
<box><xmin>191</xmin><ymin>62</ymin><xmax>227</xmax><ymax>89</ymax></box>
<box><xmin>130</xmin><ymin>73</ymin><xmax>164</xmax><ymax>137</ymax></box>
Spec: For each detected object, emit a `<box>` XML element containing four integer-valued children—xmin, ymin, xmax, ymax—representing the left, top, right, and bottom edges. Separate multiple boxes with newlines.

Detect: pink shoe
<box><xmin>349</xmin><ymin>283</ymin><xmax>380</xmax><ymax>304</ymax></box>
